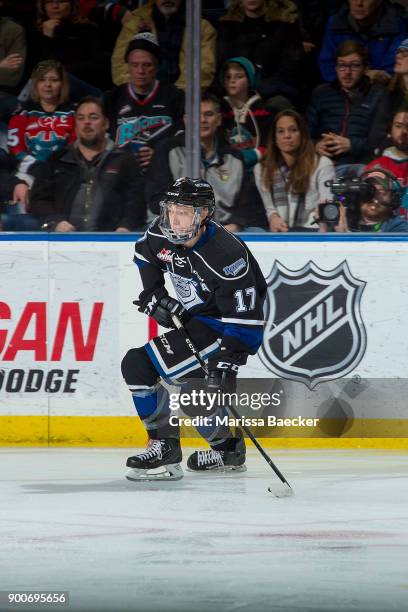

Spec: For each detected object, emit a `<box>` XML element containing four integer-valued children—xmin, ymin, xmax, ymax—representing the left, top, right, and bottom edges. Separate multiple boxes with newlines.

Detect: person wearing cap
<box><xmin>319</xmin><ymin>0</ymin><xmax>408</xmax><ymax>85</ymax></box>
<box><xmin>320</xmin><ymin>166</ymin><xmax>408</xmax><ymax>232</ymax></box>
<box><xmin>219</xmin><ymin>56</ymin><xmax>275</xmax><ymax>169</ymax></box>
<box><xmin>111</xmin><ymin>0</ymin><xmax>216</xmax><ymax>89</ymax></box>
<box><xmin>103</xmin><ymin>31</ymin><xmax>184</xmax><ymax>169</ymax></box>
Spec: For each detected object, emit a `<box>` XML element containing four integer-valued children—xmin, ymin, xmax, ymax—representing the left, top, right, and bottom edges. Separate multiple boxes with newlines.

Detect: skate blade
<box><xmin>186</xmin><ymin>464</ymin><xmax>247</xmax><ymax>474</ymax></box>
<box><xmin>126</xmin><ymin>463</ymin><xmax>184</xmax><ymax>482</ymax></box>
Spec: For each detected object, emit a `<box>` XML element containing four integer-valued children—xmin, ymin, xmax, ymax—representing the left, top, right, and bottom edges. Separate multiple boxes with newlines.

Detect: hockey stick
<box><xmin>171</xmin><ymin>315</ymin><xmax>294</xmax><ymax>498</ymax></box>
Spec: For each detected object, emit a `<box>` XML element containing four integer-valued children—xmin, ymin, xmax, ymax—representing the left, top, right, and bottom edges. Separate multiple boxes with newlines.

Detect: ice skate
<box><xmin>187</xmin><ymin>435</ymin><xmax>247</xmax><ymax>473</ymax></box>
<box><xmin>126</xmin><ymin>438</ymin><xmax>183</xmax><ymax>481</ymax></box>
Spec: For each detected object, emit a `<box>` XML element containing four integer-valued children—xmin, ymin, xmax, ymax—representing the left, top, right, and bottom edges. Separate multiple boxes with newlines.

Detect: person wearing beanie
<box><xmin>220</xmin><ymin>56</ymin><xmax>276</xmax><ymax>169</ymax></box>
<box><xmin>111</xmin><ymin>0</ymin><xmax>216</xmax><ymax>89</ymax></box>
<box><xmin>103</xmin><ymin>31</ymin><xmax>184</xmax><ymax>170</ymax></box>
<box><xmin>123</xmin><ymin>30</ymin><xmax>161</xmax><ymax>64</ymax></box>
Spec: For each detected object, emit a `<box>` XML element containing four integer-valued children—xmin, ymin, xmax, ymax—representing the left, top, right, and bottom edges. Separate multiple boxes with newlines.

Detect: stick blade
<box><xmin>267</xmin><ymin>482</ymin><xmax>294</xmax><ymax>498</ymax></box>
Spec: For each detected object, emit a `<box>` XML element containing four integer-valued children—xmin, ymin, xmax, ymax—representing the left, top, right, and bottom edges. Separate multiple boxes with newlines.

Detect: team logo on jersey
<box><xmin>259</xmin><ymin>260</ymin><xmax>367</xmax><ymax>388</ymax></box>
<box><xmin>223</xmin><ymin>258</ymin><xmax>246</xmax><ymax>277</ymax></box>
<box><xmin>115</xmin><ymin>115</ymin><xmax>172</xmax><ymax>146</ymax></box>
<box><xmin>118</xmin><ymin>105</ymin><xmax>132</xmax><ymax>115</ymax></box>
<box><xmin>174</xmin><ymin>254</ymin><xmax>187</xmax><ymax>267</ymax></box>
<box><xmin>169</xmin><ymin>272</ymin><xmax>204</xmax><ymax>308</ymax></box>
<box><xmin>157</xmin><ymin>248</ymin><xmax>173</xmax><ymax>263</ymax></box>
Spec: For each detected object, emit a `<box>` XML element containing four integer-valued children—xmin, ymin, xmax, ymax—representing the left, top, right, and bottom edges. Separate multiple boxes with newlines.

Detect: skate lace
<box><xmin>137</xmin><ymin>439</ymin><xmax>163</xmax><ymax>461</ymax></box>
<box><xmin>197</xmin><ymin>449</ymin><xmax>224</xmax><ymax>467</ymax></box>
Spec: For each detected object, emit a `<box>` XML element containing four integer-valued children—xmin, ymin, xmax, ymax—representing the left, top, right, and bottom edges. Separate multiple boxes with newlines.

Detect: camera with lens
<box><xmin>318</xmin><ymin>177</ymin><xmax>376</xmax><ymax>226</ymax></box>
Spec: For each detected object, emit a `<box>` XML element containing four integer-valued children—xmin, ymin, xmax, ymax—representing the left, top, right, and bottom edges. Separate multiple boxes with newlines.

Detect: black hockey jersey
<box><xmin>134</xmin><ymin>219</ymin><xmax>267</xmax><ymax>356</ymax></box>
<box><xmin>103</xmin><ymin>81</ymin><xmax>184</xmax><ymax>149</ymax></box>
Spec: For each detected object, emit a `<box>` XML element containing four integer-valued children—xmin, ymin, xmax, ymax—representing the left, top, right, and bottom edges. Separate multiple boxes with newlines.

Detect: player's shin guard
<box><xmin>130</xmin><ymin>384</ymin><xmax>180</xmax><ymax>439</ymax></box>
<box><xmin>193</xmin><ymin>405</ymin><xmax>233</xmax><ymax>448</ymax></box>
<box><xmin>121</xmin><ymin>346</ymin><xmax>180</xmax><ymax>439</ymax></box>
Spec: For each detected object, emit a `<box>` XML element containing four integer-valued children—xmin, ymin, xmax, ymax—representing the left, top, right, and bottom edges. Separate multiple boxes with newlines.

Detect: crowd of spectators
<box><xmin>1</xmin><ymin>0</ymin><xmax>408</xmax><ymax>233</ymax></box>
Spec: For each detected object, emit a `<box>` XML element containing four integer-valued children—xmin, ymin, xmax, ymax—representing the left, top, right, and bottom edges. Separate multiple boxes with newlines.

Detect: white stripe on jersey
<box><xmin>149</xmin><ymin>339</ymin><xmax>220</xmax><ymax>377</ymax></box>
<box><xmin>134</xmin><ymin>253</ymin><xmax>151</xmax><ymax>263</ymax></box>
<box><xmin>220</xmin><ymin>317</ymin><xmax>264</xmax><ymax>326</ymax></box>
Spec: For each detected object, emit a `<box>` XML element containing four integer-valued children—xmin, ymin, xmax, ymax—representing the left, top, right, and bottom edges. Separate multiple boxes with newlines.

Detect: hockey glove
<box><xmin>205</xmin><ymin>368</ymin><xmax>237</xmax><ymax>395</ymax></box>
<box><xmin>205</xmin><ymin>347</ymin><xmax>248</xmax><ymax>393</ymax></box>
<box><xmin>134</xmin><ymin>295</ymin><xmax>189</xmax><ymax>329</ymax></box>
<box><xmin>205</xmin><ymin>350</ymin><xmax>247</xmax><ymax>395</ymax></box>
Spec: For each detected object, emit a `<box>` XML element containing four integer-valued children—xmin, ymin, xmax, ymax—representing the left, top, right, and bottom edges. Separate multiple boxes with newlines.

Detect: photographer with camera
<box><xmin>319</xmin><ymin>167</ymin><xmax>408</xmax><ymax>233</ymax></box>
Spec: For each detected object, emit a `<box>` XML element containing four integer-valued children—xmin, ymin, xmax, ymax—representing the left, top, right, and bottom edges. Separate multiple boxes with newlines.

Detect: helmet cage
<box><xmin>159</xmin><ymin>200</ymin><xmax>207</xmax><ymax>244</ymax></box>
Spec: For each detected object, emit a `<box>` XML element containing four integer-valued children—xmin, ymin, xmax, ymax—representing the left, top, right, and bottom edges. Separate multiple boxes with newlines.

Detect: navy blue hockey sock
<box><xmin>131</xmin><ymin>385</ymin><xmax>179</xmax><ymax>439</ymax></box>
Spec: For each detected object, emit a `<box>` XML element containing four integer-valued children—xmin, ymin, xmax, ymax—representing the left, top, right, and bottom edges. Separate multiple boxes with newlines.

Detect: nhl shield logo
<box><xmin>259</xmin><ymin>260</ymin><xmax>367</xmax><ymax>388</ymax></box>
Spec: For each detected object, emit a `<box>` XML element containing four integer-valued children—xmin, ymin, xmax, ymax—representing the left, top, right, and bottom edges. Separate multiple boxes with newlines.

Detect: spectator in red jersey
<box><xmin>8</xmin><ymin>60</ymin><xmax>76</xmax><ymax>186</ymax></box>
<box><xmin>366</xmin><ymin>109</ymin><xmax>408</xmax><ymax>178</ymax></box>
<box><xmin>365</xmin><ymin>108</ymin><xmax>408</xmax><ymax>217</ymax></box>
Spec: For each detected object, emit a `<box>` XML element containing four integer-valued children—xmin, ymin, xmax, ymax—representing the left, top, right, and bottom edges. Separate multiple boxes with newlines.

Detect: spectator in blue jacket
<box><xmin>307</xmin><ymin>40</ymin><xmax>389</xmax><ymax>173</ymax></box>
<box><xmin>319</xmin><ymin>0</ymin><xmax>408</xmax><ymax>85</ymax></box>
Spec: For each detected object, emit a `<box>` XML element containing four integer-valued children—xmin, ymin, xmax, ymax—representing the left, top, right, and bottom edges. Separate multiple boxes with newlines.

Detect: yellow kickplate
<box><xmin>1</xmin><ymin>416</ymin><xmax>408</xmax><ymax>448</ymax></box>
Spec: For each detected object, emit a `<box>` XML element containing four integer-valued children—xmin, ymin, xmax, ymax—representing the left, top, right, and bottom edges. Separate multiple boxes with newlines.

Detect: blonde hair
<box><xmin>262</xmin><ymin>109</ymin><xmax>318</xmax><ymax>195</ymax></box>
<box><xmin>30</xmin><ymin>60</ymin><xmax>70</xmax><ymax>106</ymax></box>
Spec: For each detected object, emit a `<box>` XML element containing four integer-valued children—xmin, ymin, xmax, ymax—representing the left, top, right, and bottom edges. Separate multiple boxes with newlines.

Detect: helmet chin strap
<box><xmin>199</xmin><ymin>216</ymin><xmax>210</xmax><ymax>230</ymax></box>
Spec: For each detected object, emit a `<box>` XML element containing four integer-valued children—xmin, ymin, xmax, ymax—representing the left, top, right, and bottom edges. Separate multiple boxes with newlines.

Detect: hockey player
<box><xmin>121</xmin><ymin>177</ymin><xmax>267</xmax><ymax>481</ymax></box>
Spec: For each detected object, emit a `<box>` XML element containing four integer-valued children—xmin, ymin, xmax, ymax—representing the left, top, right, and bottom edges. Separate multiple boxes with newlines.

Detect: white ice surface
<box><xmin>0</xmin><ymin>448</ymin><xmax>408</xmax><ymax>612</ymax></box>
